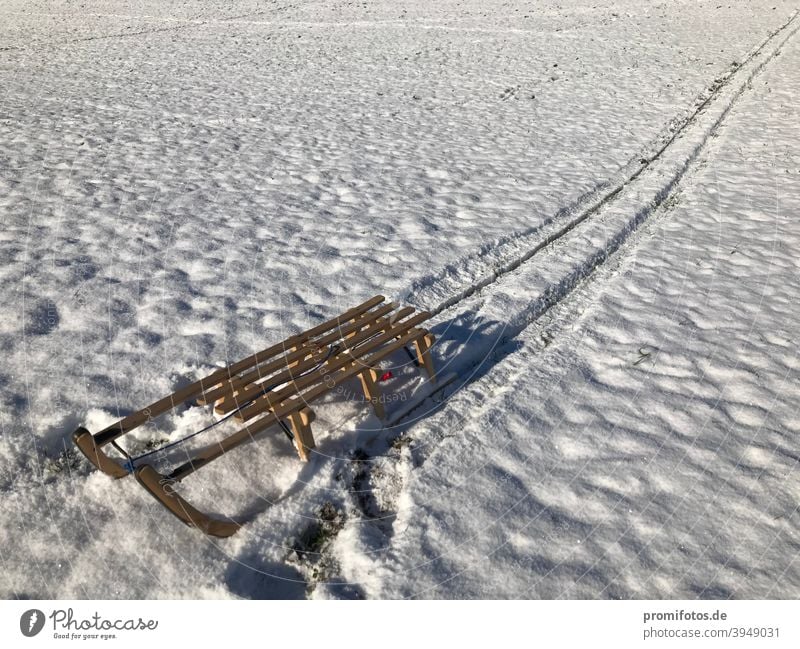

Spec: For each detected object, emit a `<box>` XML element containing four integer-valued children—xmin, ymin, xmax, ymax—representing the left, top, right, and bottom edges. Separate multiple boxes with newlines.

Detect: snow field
<box><xmin>1</xmin><ymin>0</ymin><xmax>798</xmax><ymax>598</ymax></box>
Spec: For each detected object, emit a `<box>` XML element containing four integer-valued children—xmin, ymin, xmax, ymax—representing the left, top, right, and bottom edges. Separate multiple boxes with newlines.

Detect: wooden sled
<box><xmin>73</xmin><ymin>295</ymin><xmax>437</xmax><ymax>537</ymax></box>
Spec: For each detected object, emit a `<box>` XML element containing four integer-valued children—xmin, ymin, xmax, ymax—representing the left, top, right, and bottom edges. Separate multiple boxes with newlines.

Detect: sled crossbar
<box><xmin>72</xmin><ymin>295</ymin><xmax>437</xmax><ymax>537</ymax></box>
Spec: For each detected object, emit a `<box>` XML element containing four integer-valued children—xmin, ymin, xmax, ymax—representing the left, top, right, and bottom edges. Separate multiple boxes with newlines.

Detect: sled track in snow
<box><xmin>407</xmin><ymin>9</ymin><xmax>800</xmax><ymax>326</ymax></box>
<box><xmin>313</xmin><ymin>13</ymin><xmax>800</xmax><ymax>587</ymax></box>
<box><xmin>371</xmin><ymin>8</ymin><xmax>800</xmax><ymax>462</ymax></box>
<box><xmin>355</xmin><ymin>7</ymin><xmax>800</xmax><ymax>480</ymax></box>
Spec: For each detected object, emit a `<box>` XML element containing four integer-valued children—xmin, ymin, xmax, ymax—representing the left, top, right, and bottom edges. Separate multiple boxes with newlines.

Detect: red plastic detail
<box><xmin>379</xmin><ymin>371</ymin><xmax>393</xmax><ymax>382</ymax></box>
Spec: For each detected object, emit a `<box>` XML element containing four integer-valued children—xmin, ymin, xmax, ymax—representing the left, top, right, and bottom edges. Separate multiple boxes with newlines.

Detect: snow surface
<box><xmin>1</xmin><ymin>0</ymin><xmax>798</xmax><ymax>599</ymax></box>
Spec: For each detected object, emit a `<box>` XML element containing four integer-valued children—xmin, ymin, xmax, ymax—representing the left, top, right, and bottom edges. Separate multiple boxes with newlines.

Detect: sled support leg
<box><xmin>289</xmin><ymin>407</ymin><xmax>316</xmax><ymax>462</ymax></box>
<box><xmin>73</xmin><ymin>296</ymin><xmax>441</xmax><ymax>538</ymax></box>
<box><xmin>414</xmin><ymin>333</ymin><xmax>437</xmax><ymax>384</ymax></box>
<box><xmin>135</xmin><ymin>465</ymin><xmax>241</xmax><ymax>538</ymax></box>
<box><xmin>359</xmin><ymin>368</ymin><xmax>385</xmax><ymax>420</ymax></box>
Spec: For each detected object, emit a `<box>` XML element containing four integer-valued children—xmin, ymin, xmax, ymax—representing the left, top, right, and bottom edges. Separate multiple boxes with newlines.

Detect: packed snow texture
<box><xmin>1</xmin><ymin>0</ymin><xmax>798</xmax><ymax>598</ymax></box>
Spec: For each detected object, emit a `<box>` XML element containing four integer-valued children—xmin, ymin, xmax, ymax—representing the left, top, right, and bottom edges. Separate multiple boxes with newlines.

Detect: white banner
<box><xmin>1</xmin><ymin>600</ymin><xmax>797</xmax><ymax>648</ymax></box>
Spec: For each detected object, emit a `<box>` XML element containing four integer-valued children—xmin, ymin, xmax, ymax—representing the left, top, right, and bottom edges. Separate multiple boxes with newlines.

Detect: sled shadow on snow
<box><xmin>310</xmin><ymin>311</ymin><xmax>515</xmax><ymax>442</ymax></box>
<box><xmin>224</xmin><ymin>552</ymin><xmax>308</xmax><ymax>600</ymax></box>
<box><xmin>223</xmin><ymin>312</ymin><xmax>522</xmax><ymax>597</ymax></box>
<box><xmin>234</xmin><ymin>312</ymin><xmax>522</xmax><ymax>513</ymax></box>
<box><xmin>29</xmin><ymin>311</ymin><xmax>522</xmax><ymax>598</ymax></box>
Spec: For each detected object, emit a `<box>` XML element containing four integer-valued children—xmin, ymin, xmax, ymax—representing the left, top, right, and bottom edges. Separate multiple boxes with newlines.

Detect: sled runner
<box><xmin>72</xmin><ymin>295</ymin><xmax>437</xmax><ymax>537</ymax></box>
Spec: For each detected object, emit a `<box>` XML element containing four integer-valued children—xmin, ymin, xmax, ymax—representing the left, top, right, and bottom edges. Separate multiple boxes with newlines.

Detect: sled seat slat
<box><xmin>72</xmin><ymin>295</ymin><xmax>439</xmax><ymax>537</ymax></box>
<box><xmin>162</xmin><ymin>325</ymin><xmax>432</xmax><ymax>484</ymax></box>
<box><xmin>197</xmin><ymin>303</ymin><xmax>415</xmax><ymax>408</ymax></box>
<box><xmin>233</xmin><ymin>313</ymin><xmax>431</xmax><ymax>423</ymax></box>
<box><xmin>92</xmin><ymin>294</ymin><xmax>386</xmax><ymax>446</ymax></box>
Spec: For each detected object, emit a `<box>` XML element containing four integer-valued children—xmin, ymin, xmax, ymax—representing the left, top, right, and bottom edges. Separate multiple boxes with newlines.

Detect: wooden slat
<box><xmin>215</xmin><ymin>306</ymin><xmax>419</xmax><ymax>416</ymax></box>
<box><xmin>212</xmin><ymin>305</ymin><xmax>414</xmax><ymax>410</ymax></box>
<box><xmin>234</xmin><ymin>314</ymin><xmax>430</xmax><ymax>422</ymax></box>
<box><xmin>93</xmin><ymin>295</ymin><xmax>385</xmax><ymax>445</ymax></box>
<box><xmin>197</xmin><ymin>302</ymin><xmax>405</xmax><ymax>406</ymax></box>
<box><xmin>196</xmin><ymin>342</ymin><xmax>327</xmax><ymax>406</ymax></box>
<box><xmin>164</xmin><ymin>327</ymin><xmax>429</xmax><ymax>481</ymax></box>
<box><xmin>270</xmin><ymin>328</ymin><xmax>429</xmax><ymax>420</ymax></box>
